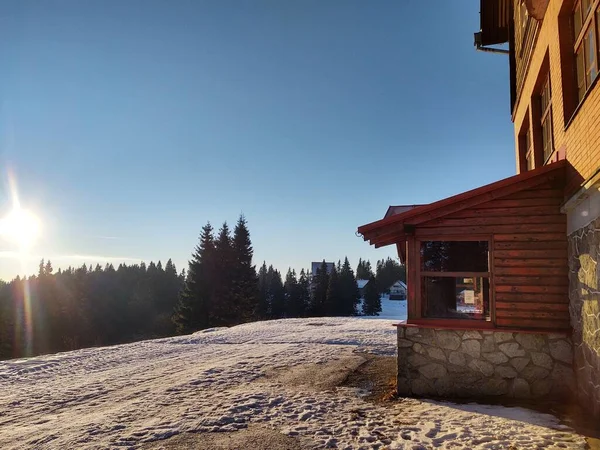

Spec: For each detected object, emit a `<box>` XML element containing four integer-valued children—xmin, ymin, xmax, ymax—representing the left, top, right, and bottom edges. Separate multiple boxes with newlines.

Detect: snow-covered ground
<box><xmin>0</xmin><ymin>317</ymin><xmax>586</xmax><ymax>449</ymax></box>
<box><xmin>361</xmin><ymin>296</ymin><xmax>407</xmax><ymax>321</ymax></box>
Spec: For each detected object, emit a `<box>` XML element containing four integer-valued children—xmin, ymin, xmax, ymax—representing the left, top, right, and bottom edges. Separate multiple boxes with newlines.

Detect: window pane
<box><xmin>574</xmin><ymin>3</ymin><xmax>582</xmax><ymax>38</ymax></box>
<box><xmin>586</xmin><ymin>27</ymin><xmax>598</xmax><ymax>81</ymax></box>
<box><xmin>542</xmin><ymin>115</ymin><xmax>553</xmax><ymax>162</ymax></box>
<box><xmin>521</xmin><ymin>2</ymin><xmax>528</xmax><ymax>30</ymax></box>
<box><xmin>527</xmin><ymin>151</ymin><xmax>535</xmax><ymax>170</ymax></box>
<box><xmin>582</xmin><ymin>0</ymin><xmax>592</xmax><ymax>18</ymax></box>
<box><xmin>540</xmin><ymin>78</ymin><xmax>551</xmax><ymax>113</ymax></box>
<box><xmin>422</xmin><ymin>276</ymin><xmax>490</xmax><ymax>320</ymax></box>
<box><xmin>421</xmin><ymin>241</ymin><xmax>489</xmax><ymax>272</ymax></box>
<box><xmin>576</xmin><ymin>45</ymin><xmax>586</xmax><ymax>101</ymax></box>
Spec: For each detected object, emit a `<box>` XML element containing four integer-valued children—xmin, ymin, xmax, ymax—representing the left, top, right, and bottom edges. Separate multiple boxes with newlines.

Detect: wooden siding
<box><xmin>413</xmin><ymin>185</ymin><xmax>569</xmax><ymax>331</ymax></box>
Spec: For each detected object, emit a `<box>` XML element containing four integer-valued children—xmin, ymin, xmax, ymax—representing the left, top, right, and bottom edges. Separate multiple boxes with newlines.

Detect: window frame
<box><xmin>415</xmin><ymin>236</ymin><xmax>494</xmax><ymax>326</ymax></box>
<box><xmin>525</xmin><ymin>128</ymin><xmax>534</xmax><ymax>170</ymax></box>
<box><xmin>539</xmin><ymin>75</ymin><xmax>554</xmax><ymax>163</ymax></box>
<box><xmin>573</xmin><ymin>0</ymin><xmax>600</xmax><ymax>105</ymax></box>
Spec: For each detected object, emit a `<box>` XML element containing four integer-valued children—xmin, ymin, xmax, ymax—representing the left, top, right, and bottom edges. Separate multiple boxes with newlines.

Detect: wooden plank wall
<box><xmin>417</xmin><ymin>183</ymin><xmax>569</xmax><ymax>330</ymax></box>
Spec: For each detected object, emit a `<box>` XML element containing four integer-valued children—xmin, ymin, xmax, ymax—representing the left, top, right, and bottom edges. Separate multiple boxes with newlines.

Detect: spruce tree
<box><xmin>298</xmin><ymin>269</ymin><xmax>310</xmax><ymax>318</ymax></box>
<box><xmin>324</xmin><ymin>265</ymin><xmax>342</xmax><ymax>316</ymax></box>
<box><xmin>356</xmin><ymin>259</ymin><xmax>374</xmax><ymax>280</ymax></box>
<box><xmin>284</xmin><ymin>269</ymin><xmax>304</xmax><ymax>318</ymax></box>
<box><xmin>362</xmin><ymin>276</ymin><xmax>381</xmax><ymax>316</ymax></box>
<box><xmin>339</xmin><ymin>257</ymin><xmax>360</xmax><ymax>316</ymax></box>
<box><xmin>173</xmin><ymin>222</ymin><xmax>215</xmax><ymax>333</ymax></box>
<box><xmin>232</xmin><ymin>215</ymin><xmax>259</xmax><ymax>322</ymax></box>
<box><xmin>212</xmin><ymin>222</ymin><xmax>235</xmax><ymax>326</ymax></box>
<box><xmin>309</xmin><ymin>260</ymin><xmax>329</xmax><ymax>316</ymax></box>
<box><xmin>268</xmin><ymin>267</ymin><xmax>285</xmax><ymax>318</ymax></box>
<box><xmin>257</xmin><ymin>262</ymin><xmax>269</xmax><ymax>319</ymax></box>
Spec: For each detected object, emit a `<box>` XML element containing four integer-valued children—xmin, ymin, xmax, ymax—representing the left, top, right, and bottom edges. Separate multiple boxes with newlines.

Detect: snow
<box><xmin>358</xmin><ymin>295</ymin><xmax>408</xmax><ymax>321</ymax></box>
<box><xmin>0</xmin><ymin>317</ymin><xmax>586</xmax><ymax>449</ymax></box>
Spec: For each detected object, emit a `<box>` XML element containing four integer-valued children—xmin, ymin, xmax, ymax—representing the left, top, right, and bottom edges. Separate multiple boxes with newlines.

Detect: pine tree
<box><xmin>284</xmin><ymin>268</ymin><xmax>304</xmax><ymax>317</ymax></box>
<box><xmin>212</xmin><ymin>222</ymin><xmax>235</xmax><ymax>326</ymax></box>
<box><xmin>339</xmin><ymin>257</ymin><xmax>360</xmax><ymax>316</ymax></box>
<box><xmin>324</xmin><ymin>265</ymin><xmax>342</xmax><ymax>316</ymax></box>
<box><xmin>309</xmin><ymin>260</ymin><xmax>329</xmax><ymax>316</ymax></box>
<box><xmin>362</xmin><ymin>276</ymin><xmax>381</xmax><ymax>316</ymax></box>
<box><xmin>268</xmin><ymin>266</ymin><xmax>285</xmax><ymax>318</ymax></box>
<box><xmin>298</xmin><ymin>269</ymin><xmax>310</xmax><ymax>318</ymax></box>
<box><xmin>232</xmin><ymin>215</ymin><xmax>259</xmax><ymax>322</ymax></box>
<box><xmin>356</xmin><ymin>258</ymin><xmax>373</xmax><ymax>280</ymax></box>
<box><xmin>173</xmin><ymin>222</ymin><xmax>215</xmax><ymax>333</ymax></box>
<box><xmin>257</xmin><ymin>262</ymin><xmax>269</xmax><ymax>319</ymax></box>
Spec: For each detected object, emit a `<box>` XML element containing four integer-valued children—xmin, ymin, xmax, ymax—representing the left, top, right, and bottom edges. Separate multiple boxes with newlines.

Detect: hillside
<box><xmin>0</xmin><ymin>313</ymin><xmax>587</xmax><ymax>449</ymax></box>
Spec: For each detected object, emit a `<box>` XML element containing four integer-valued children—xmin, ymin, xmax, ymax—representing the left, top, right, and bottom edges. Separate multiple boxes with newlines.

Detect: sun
<box><xmin>0</xmin><ymin>207</ymin><xmax>41</xmax><ymax>251</ymax></box>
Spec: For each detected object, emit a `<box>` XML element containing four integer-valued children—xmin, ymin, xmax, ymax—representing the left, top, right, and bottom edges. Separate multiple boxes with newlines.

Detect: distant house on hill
<box><xmin>311</xmin><ymin>262</ymin><xmax>335</xmax><ymax>277</ymax></box>
<box><xmin>389</xmin><ymin>280</ymin><xmax>407</xmax><ymax>300</ymax></box>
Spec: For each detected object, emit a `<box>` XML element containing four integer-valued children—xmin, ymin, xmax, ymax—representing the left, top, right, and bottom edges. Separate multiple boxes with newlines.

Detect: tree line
<box><xmin>0</xmin><ymin>215</ymin><xmax>406</xmax><ymax>360</ymax></box>
<box><xmin>0</xmin><ymin>259</ymin><xmax>183</xmax><ymax>360</ymax></box>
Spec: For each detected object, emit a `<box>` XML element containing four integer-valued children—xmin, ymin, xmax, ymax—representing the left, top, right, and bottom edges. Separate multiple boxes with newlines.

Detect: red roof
<box><xmin>358</xmin><ymin>160</ymin><xmax>566</xmax><ymax>247</ymax></box>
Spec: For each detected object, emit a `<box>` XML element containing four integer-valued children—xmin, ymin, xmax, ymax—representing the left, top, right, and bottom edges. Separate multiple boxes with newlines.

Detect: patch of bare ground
<box><xmin>341</xmin><ymin>353</ymin><xmax>397</xmax><ymax>402</ymax></box>
<box><xmin>141</xmin><ymin>425</ymin><xmax>307</xmax><ymax>450</ymax></box>
<box><xmin>262</xmin><ymin>354</ymin><xmax>368</xmax><ymax>391</ymax></box>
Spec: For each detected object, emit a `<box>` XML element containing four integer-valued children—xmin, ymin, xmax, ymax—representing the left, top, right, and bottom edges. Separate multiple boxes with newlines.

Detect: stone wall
<box><xmin>568</xmin><ymin>215</ymin><xmax>600</xmax><ymax>417</ymax></box>
<box><xmin>397</xmin><ymin>326</ymin><xmax>575</xmax><ymax>400</ymax></box>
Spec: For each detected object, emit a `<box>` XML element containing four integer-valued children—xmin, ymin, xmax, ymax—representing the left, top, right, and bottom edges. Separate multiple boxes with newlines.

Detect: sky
<box><xmin>0</xmin><ymin>0</ymin><xmax>515</xmax><ymax>281</ymax></box>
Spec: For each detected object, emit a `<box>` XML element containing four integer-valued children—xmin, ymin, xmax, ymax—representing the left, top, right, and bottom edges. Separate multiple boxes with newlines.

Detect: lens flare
<box><xmin>0</xmin><ymin>207</ymin><xmax>41</xmax><ymax>251</ymax></box>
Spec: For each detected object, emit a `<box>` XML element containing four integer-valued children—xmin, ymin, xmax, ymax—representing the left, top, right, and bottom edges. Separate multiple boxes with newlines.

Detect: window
<box><xmin>539</xmin><ymin>76</ymin><xmax>554</xmax><ymax>162</ymax></box>
<box><xmin>525</xmin><ymin>129</ymin><xmax>534</xmax><ymax>170</ymax></box>
<box><xmin>573</xmin><ymin>0</ymin><xmax>600</xmax><ymax>103</ymax></box>
<box><xmin>419</xmin><ymin>240</ymin><xmax>491</xmax><ymax>321</ymax></box>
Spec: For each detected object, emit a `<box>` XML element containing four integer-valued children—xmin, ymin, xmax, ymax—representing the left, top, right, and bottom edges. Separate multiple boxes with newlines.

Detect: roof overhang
<box><xmin>479</xmin><ymin>0</ymin><xmax>510</xmax><ymax>46</ymax></box>
<box><xmin>358</xmin><ymin>160</ymin><xmax>566</xmax><ymax>249</ymax></box>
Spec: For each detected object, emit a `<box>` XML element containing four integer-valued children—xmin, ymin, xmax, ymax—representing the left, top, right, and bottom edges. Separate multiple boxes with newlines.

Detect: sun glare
<box><xmin>0</xmin><ymin>207</ymin><xmax>41</xmax><ymax>251</ymax></box>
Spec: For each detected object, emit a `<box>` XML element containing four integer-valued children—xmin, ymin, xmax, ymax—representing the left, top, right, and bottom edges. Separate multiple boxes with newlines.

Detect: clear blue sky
<box><xmin>0</xmin><ymin>0</ymin><xmax>515</xmax><ymax>280</ymax></box>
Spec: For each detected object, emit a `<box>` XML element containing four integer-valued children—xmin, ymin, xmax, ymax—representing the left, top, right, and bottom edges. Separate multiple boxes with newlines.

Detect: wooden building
<box><xmin>358</xmin><ymin>0</ymin><xmax>600</xmax><ymax>412</ymax></box>
<box><xmin>359</xmin><ymin>161</ymin><xmax>568</xmax><ymax>331</ymax></box>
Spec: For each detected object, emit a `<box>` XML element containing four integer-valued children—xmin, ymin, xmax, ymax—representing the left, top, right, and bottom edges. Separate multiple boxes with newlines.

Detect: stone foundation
<box><xmin>397</xmin><ymin>326</ymin><xmax>575</xmax><ymax>399</ymax></box>
<box><xmin>568</xmin><ymin>216</ymin><xmax>600</xmax><ymax>417</ymax></box>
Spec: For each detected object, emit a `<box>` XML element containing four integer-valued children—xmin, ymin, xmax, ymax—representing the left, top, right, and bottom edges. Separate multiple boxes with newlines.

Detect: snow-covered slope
<box><xmin>0</xmin><ymin>318</ymin><xmax>585</xmax><ymax>449</ymax></box>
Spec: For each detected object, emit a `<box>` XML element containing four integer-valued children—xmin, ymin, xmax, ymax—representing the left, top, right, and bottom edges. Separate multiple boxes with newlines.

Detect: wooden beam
<box><xmin>421</xmin><ymin>215</ymin><xmax>566</xmax><ymax>228</ymax></box>
<box><xmin>494</xmin><ymin>275</ymin><xmax>569</xmax><ymax>286</ymax></box>
<box><xmin>494</xmin><ymin>240</ymin><xmax>568</xmax><ymax>250</ymax></box>
<box><xmin>494</xmin><ymin>266</ymin><xmax>568</xmax><ymax>276</ymax></box>
<box><xmin>495</xmin><ymin>284</ymin><xmax>567</xmax><ymax>294</ymax></box>
<box><xmin>473</xmin><ymin>198</ymin><xmax>563</xmax><ymax>208</ymax></box>
<box><xmin>447</xmin><ymin>205</ymin><xmax>563</xmax><ymax>218</ymax></box>
<box><xmin>496</xmin><ymin>310</ymin><xmax>568</xmax><ymax>319</ymax></box>
<box><xmin>494</xmin><ymin>233</ymin><xmax>566</xmax><ymax>242</ymax></box>
<box><xmin>494</xmin><ymin>258</ymin><xmax>568</xmax><ymax>268</ymax></box>
<box><xmin>495</xmin><ymin>292</ymin><xmax>568</xmax><ymax>302</ymax></box>
<box><xmin>414</xmin><ymin>224</ymin><xmax>565</xmax><ymax>236</ymax></box>
<box><xmin>496</xmin><ymin>302</ymin><xmax>569</xmax><ymax>311</ymax></box>
<box><xmin>494</xmin><ymin>249</ymin><xmax>567</xmax><ymax>258</ymax></box>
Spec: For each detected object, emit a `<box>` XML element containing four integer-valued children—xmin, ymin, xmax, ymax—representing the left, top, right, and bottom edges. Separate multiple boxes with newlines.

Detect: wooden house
<box><xmin>359</xmin><ymin>0</ymin><xmax>600</xmax><ymax>414</ymax></box>
<box><xmin>359</xmin><ymin>161</ymin><xmax>569</xmax><ymax>331</ymax></box>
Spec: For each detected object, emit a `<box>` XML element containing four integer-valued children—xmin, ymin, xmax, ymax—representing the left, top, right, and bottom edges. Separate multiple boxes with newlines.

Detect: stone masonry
<box><xmin>397</xmin><ymin>326</ymin><xmax>575</xmax><ymax>400</ymax></box>
<box><xmin>569</xmin><ymin>216</ymin><xmax>600</xmax><ymax>417</ymax></box>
